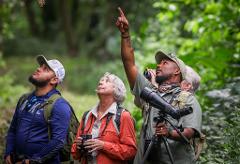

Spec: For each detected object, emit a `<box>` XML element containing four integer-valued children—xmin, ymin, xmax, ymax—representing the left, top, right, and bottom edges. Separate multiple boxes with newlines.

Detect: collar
<box><xmin>158</xmin><ymin>84</ymin><xmax>180</xmax><ymax>93</ymax></box>
<box><xmin>32</xmin><ymin>89</ymin><xmax>60</xmax><ymax>100</ymax></box>
<box><xmin>158</xmin><ymin>84</ymin><xmax>181</xmax><ymax>98</ymax></box>
<box><xmin>90</xmin><ymin>102</ymin><xmax>117</xmax><ymax>120</ymax></box>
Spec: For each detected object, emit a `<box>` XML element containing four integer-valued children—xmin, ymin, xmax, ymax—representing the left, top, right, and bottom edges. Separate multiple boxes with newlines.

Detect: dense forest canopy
<box><xmin>0</xmin><ymin>0</ymin><xmax>240</xmax><ymax>163</ymax></box>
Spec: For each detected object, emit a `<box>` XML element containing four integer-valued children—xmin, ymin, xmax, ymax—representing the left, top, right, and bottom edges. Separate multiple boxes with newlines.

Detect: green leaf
<box><xmin>236</xmin><ymin>32</ymin><xmax>240</xmax><ymax>40</ymax></box>
<box><xmin>184</xmin><ymin>20</ymin><xmax>199</xmax><ymax>34</ymax></box>
<box><xmin>204</xmin><ymin>2</ymin><xmax>222</xmax><ymax>14</ymax></box>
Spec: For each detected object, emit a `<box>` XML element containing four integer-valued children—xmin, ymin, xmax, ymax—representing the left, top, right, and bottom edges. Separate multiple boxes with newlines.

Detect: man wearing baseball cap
<box><xmin>116</xmin><ymin>8</ymin><xmax>202</xmax><ymax>164</ymax></box>
<box><xmin>5</xmin><ymin>55</ymin><xmax>71</xmax><ymax>164</ymax></box>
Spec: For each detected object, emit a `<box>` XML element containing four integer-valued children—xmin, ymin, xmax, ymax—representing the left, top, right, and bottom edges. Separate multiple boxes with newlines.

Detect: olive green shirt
<box><xmin>133</xmin><ymin>73</ymin><xmax>202</xmax><ymax>164</ymax></box>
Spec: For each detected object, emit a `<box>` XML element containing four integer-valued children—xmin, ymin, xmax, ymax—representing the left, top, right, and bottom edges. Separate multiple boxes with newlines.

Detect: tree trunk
<box><xmin>41</xmin><ymin>0</ymin><xmax>57</xmax><ymax>39</ymax></box>
<box><xmin>59</xmin><ymin>0</ymin><xmax>78</xmax><ymax>57</ymax></box>
<box><xmin>24</xmin><ymin>0</ymin><xmax>39</xmax><ymax>36</ymax></box>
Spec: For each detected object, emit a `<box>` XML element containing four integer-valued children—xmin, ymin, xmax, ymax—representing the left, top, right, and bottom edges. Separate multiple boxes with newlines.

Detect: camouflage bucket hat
<box><xmin>155</xmin><ymin>50</ymin><xmax>187</xmax><ymax>80</ymax></box>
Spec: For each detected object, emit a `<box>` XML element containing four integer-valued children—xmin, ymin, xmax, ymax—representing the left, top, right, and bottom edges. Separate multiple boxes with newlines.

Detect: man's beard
<box><xmin>155</xmin><ymin>75</ymin><xmax>171</xmax><ymax>85</ymax></box>
<box><xmin>28</xmin><ymin>75</ymin><xmax>50</xmax><ymax>87</ymax></box>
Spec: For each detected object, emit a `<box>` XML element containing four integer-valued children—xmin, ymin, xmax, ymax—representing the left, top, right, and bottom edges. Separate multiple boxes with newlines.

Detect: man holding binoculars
<box><xmin>116</xmin><ymin>7</ymin><xmax>202</xmax><ymax>164</ymax></box>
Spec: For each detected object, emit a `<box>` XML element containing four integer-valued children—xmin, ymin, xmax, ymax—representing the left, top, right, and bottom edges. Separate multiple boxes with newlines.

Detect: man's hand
<box><xmin>84</xmin><ymin>138</ymin><xmax>104</xmax><ymax>153</ymax></box>
<box><xmin>155</xmin><ymin>123</ymin><xmax>170</xmax><ymax>137</ymax></box>
<box><xmin>145</xmin><ymin>69</ymin><xmax>158</xmax><ymax>87</ymax></box>
<box><xmin>156</xmin><ymin>123</ymin><xmax>195</xmax><ymax>140</ymax></box>
<box><xmin>116</xmin><ymin>7</ymin><xmax>129</xmax><ymax>34</ymax></box>
<box><xmin>5</xmin><ymin>155</ymin><xmax>12</xmax><ymax>164</ymax></box>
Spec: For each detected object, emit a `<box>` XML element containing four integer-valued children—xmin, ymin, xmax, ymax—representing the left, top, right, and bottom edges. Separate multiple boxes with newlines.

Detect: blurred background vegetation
<box><xmin>0</xmin><ymin>0</ymin><xmax>240</xmax><ymax>163</ymax></box>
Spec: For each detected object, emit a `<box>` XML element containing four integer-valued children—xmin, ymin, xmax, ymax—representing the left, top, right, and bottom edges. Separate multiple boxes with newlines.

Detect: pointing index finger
<box><xmin>118</xmin><ymin>7</ymin><xmax>125</xmax><ymax>17</ymax></box>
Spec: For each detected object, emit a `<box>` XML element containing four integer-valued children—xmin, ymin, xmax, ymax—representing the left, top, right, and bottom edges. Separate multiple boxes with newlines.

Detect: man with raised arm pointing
<box><xmin>116</xmin><ymin>7</ymin><xmax>202</xmax><ymax>164</ymax></box>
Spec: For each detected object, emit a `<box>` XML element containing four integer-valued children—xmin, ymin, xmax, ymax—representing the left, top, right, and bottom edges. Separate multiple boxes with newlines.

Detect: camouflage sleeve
<box><xmin>180</xmin><ymin>95</ymin><xmax>202</xmax><ymax>136</ymax></box>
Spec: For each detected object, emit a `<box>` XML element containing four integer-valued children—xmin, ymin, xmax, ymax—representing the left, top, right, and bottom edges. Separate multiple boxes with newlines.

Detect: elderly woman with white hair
<box><xmin>172</xmin><ymin>65</ymin><xmax>202</xmax><ymax>110</ymax></box>
<box><xmin>180</xmin><ymin>65</ymin><xmax>201</xmax><ymax>93</ymax></box>
<box><xmin>71</xmin><ymin>72</ymin><xmax>137</xmax><ymax>164</ymax></box>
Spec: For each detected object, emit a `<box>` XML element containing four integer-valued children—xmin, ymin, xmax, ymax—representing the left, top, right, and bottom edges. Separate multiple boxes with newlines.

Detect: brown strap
<box><xmin>194</xmin><ymin>133</ymin><xmax>206</xmax><ymax>160</ymax></box>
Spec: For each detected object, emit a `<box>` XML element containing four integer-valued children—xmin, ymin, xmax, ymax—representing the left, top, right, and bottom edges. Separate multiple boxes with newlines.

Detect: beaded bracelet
<box><xmin>121</xmin><ymin>35</ymin><xmax>130</xmax><ymax>38</ymax></box>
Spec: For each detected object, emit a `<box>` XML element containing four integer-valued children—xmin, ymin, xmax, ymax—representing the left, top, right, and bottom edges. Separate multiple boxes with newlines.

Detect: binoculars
<box><xmin>79</xmin><ymin>134</ymin><xmax>92</xmax><ymax>160</ymax></box>
<box><xmin>143</xmin><ymin>69</ymin><xmax>152</xmax><ymax>81</ymax></box>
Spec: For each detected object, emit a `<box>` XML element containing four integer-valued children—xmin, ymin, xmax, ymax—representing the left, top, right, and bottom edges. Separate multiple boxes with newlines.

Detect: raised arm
<box><xmin>116</xmin><ymin>7</ymin><xmax>138</xmax><ymax>90</ymax></box>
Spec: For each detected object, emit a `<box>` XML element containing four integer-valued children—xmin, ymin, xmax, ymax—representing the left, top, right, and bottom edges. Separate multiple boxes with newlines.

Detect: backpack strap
<box><xmin>66</xmin><ymin>103</ymin><xmax>79</xmax><ymax>126</ymax></box>
<box><xmin>81</xmin><ymin>105</ymin><xmax>135</xmax><ymax>136</ymax></box>
<box><xmin>66</xmin><ymin>103</ymin><xmax>80</xmax><ymax>140</ymax></box>
<box><xmin>17</xmin><ymin>93</ymin><xmax>32</xmax><ymax>110</ymax></box>
<box><xmin>101</xmin><ymin>113</ymin><xmax>114</xmax><ymax>135</ymax></box>
<box><xmin>18</xmin><ymin>93</ymin><xmax>30</xmax><ymax>106</ymax></box>
<box><xmin>81</xmin><ymin>110</ymin><xmax>114</xmax><ymax>136</ymax></box>
<box><xmin>114</xmin><ymin>105</ymin><xmax>123</xmax><ymax>134</ymax></box>
<box><xmin>113</xmin><ymin>105</ymin><xmax>136</xmax><ymax>135</ymax></box>
<box><xmin>43</xmin><ymin>93</ymin><xmax>62</xmax><ymax>139</ymax></box>
<box><xmin>81</xmin><ymin>110</ymin><xmax>90</xmax><ymax>134</ymax></box>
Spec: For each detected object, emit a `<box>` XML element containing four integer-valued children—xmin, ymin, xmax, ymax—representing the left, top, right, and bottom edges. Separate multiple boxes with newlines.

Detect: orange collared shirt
<box><xmin>71</xmin><ymin>110</ymin><xmax>137</xmax><ymax>164</ymax></box>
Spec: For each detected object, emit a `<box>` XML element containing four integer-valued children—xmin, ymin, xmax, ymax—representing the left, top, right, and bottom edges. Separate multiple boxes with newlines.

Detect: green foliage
<box><xmin>1</xmin><ymin>0</ymin><xmax>240</xmax><ymax>163</ymax></box>
<box><xmin>61</xmin><ymin>90</ymin><xmax>98</xmax><ymax>118</ymax></box>
<box><xmin>200</xmin><ymin>79</ymin><xmax>240</xmax><ymax>163</ymax></box>
<box><xmin>134</xmin><ymin>0</ymin><xmax>240</xmax><ymax>89</ymax></box>
<box><xmin>131</xmin><ymin>108</ymin><xmax>143</xmax><ymax>138</ymax></box>
<box><xmin>0</xmin><ymin>0</ymin><xmax>18</xmax><ymax>40</ymax></box>
<box><xmin>3</xmin><ymin>36</ymin><xmax>67</xmax><ymax>56</ymax></box>
<box><xmin>0</xmin><ymin>56</ymin><xmax>27</xmax><ymax>109</ymax></box>
<box><xmin>64</xmin><ymin>57</ymin><xmax>127</xmax><ymax>94</ymax></box>
<box><xmin>131</xmin><ymin>0</ymin><xmax>240</xmax><ymax>162</ymax></box>
<box><xmin>0</xmin><ymin>73</ymin><xmax>26</xmax><ymax>108</ymax></box>
<box><xmin>224</xmin><ymin>105</ymin><xmax>240</xmax><ymax>162</ymax></box>
<box><xmin>0</xmin><ymin>55</ymin><xmax>28</xmax><ymax>162</ymax></box>
<box><xmin>5</xmin><ymin>55</ymin><xmax>130</xmax><ymax>95</ymax></box>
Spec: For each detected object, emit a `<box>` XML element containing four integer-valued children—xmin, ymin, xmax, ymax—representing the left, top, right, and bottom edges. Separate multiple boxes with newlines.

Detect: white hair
<box><xmin>185</xmin><ymin>66</ymin><xmax>201</xmax><ymax>92</ymax></box>
<box><xmin>102</xmin><ymin>72</ymin><xmax>126</xmax><ymax>104</ymax></box>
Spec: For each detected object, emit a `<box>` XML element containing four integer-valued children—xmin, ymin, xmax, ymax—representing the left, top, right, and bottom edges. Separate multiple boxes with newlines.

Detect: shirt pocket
<box><xmin>101</xmin><ymin>129</ymin><xmax>119</xmax><ymax>142</ymax></box>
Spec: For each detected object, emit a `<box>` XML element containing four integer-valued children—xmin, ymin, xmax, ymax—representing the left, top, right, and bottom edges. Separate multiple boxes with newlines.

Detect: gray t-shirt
<box><xmin>133</xmin><ymin>73</ymin><xmax>202</xmax><ymax>164</ymax></box>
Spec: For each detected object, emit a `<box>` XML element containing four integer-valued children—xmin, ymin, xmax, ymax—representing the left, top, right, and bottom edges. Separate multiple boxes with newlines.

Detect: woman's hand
<box><xmin>84</xmin><ymin>138</ymin><xmax>105</xmax><ymax>153</ymax></box>
<box><xmin>75</xmin><ymin>136</ymin><xmax>83</xmax><ymax>149</ymax></box>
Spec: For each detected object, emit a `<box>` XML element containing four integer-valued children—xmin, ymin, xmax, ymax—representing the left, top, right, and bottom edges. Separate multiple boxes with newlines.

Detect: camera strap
<box><xmin>81</xmin><ymin>111</ymin><xmax>113</xmax><ymax>136</ymax></box>
<box><xmin>81</xmin><ymin>111</ymin><xmax>93</xmax><ymax>134</ymax></box>
<box><xmin>143</xmin><ymin>106</ymin><xmax>151</xmax><ymax>139</ymax></box>
<box><xmin>81</xmin><ymin>105</ymin><xmax>134</xmax><ymax>137</ymax></box>
<box><xmin>100</xmin><ymin>113</ymin><xmax>114</xmax><ymax>136</ymax></box>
